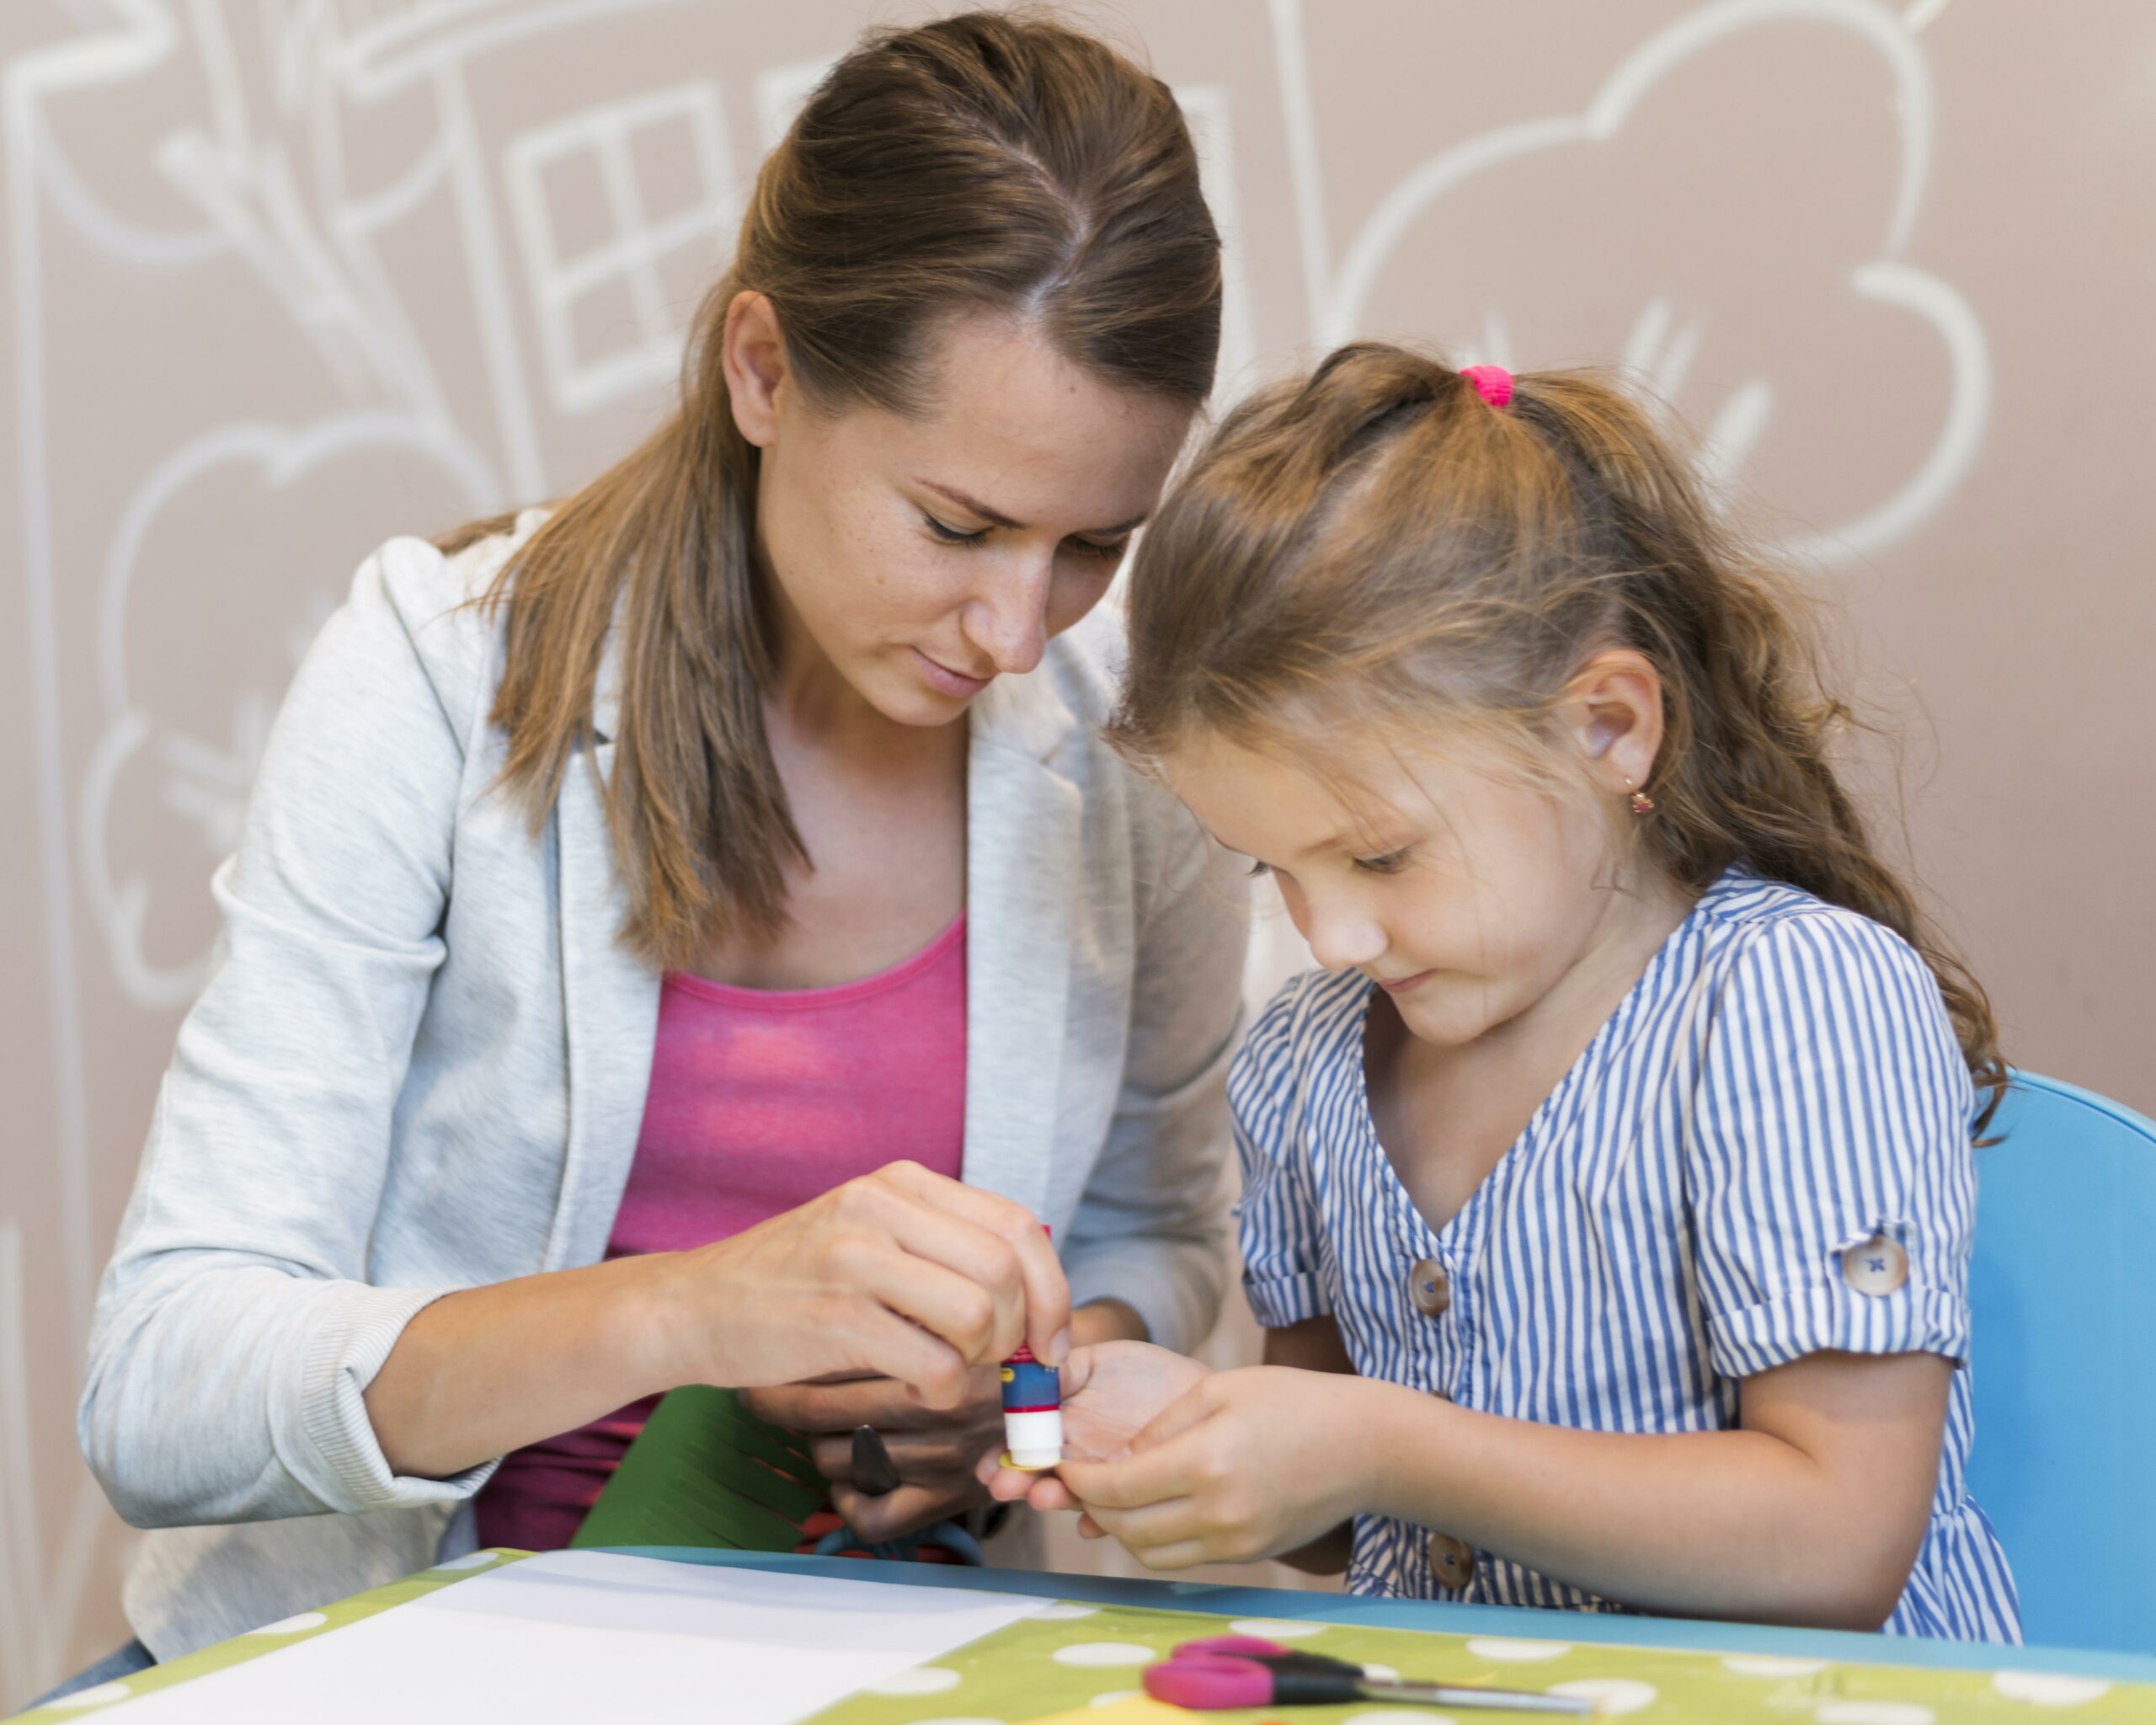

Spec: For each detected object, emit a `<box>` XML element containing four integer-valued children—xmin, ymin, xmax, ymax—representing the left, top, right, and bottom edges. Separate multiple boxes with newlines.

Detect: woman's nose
<box><xmin>962</xmin><ymin>550</ymin><xmax>1053</xmax><ymax>676</ymax></box>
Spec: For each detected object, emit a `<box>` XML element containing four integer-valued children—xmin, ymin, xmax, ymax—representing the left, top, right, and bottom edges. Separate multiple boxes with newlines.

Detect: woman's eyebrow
<box><xmin>914</xmin><ymin>477</ymin><xmax>1148</xmax><ymax>537</ymax></box>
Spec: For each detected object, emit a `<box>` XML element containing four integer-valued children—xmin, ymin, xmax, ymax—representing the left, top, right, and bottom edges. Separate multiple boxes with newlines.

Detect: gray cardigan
<box><xmin>78</xmin><ymin>515</ymin><xmax>1248</xmax><ymax>1658</ymax></box>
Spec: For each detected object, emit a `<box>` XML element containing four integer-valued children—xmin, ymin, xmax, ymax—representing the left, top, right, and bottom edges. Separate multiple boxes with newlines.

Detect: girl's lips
<box><xmin>915</xmin><ymin>648</ymin><xmax>992</xmax><ymax>698</ymax></box>
<box><xmin>1375</xmin><ymin>969</ymin><xmax>1435</xmax><ymax>995</ymax></box>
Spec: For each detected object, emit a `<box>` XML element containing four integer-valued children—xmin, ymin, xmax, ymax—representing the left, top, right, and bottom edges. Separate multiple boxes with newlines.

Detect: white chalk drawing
<box><xmin>505</xmin><ymin>82</ymin><xmax>735</xmax><ymax>414</ymax></box>
<box><xmin>1315</xmin><ymin>0</ymin><xmax>1990</xmax><ymax>566</ymax></box>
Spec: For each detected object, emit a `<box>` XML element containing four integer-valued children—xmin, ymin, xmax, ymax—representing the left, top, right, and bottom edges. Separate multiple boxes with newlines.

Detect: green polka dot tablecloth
<box><xmin>13</xmin><ymin>1551</ymin><xmax>2151</xmax><ymax>1723</ymax></box>
<box><xmin>800</xmin><ymin>1599</ymin><xmax>2153</xmax><ymax>1725</ymax></box>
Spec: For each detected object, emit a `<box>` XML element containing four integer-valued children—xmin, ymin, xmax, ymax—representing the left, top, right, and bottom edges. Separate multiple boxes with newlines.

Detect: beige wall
<box><xmin>4</xmin><ymin>0</ymin><xmax>2152</xmax><ymax>1703</ymax></box>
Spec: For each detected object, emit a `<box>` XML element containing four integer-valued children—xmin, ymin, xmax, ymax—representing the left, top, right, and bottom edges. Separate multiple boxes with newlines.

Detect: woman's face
<box><xmin>729</xmin><ymin>298</ymin><xmax>1196</xmax><ymax>726</ymax></box>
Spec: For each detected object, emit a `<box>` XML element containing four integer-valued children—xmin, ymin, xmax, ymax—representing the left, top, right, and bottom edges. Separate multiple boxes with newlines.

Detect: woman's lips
<box><xmin>915</xmin><ymin>649</ymin><xmax>992</xmax><ymax>698</ymax></box>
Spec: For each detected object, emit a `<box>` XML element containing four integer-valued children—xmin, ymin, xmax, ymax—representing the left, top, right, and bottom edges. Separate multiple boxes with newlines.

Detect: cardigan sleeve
<box><xmin>78</xmin><ymin>538</ymin><xmax>502</xmax><ymax>1526</ymax></box>
<box><xmin>1061</xmin><ymin>790</ymin><xmax>1249</xmax><ymax>1353</ymax></box>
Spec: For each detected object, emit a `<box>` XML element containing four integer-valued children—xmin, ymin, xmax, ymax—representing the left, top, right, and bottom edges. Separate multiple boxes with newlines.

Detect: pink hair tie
<box><xmin>1461</xmin><ymin>364</ymin><xmax>1513</xmax><ymax>409</ymax></box>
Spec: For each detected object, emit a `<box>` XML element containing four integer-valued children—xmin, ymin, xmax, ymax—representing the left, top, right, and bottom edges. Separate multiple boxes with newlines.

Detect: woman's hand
<box><xmin>1053</xmin><ymin>1366</ymin><xmax>1371</xmax><ymax>1569</ymax></box>
<box><xmin>977</xmin><ymin>1340</ymin><xmax>1214</xmax><ymax>1514</ymax></box>
<box><xmin>654</xmin><ymin>1161</ymin><xmax>1070</xmax><ymax>1408</ymax></box>
<box><xmin>755</xmin><ymin>1303</ymin><xmax>1152</xmax><ymax>1540</ymax></box>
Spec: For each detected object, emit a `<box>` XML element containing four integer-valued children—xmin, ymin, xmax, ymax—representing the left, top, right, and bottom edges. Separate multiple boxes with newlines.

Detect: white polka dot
<box><xmin>1991</xmin><ymin>1671</ymin><xmax>2112</xmax><ymax>1706</ymax></box>
<box><xmin>1033</xmin><ymin>1604</ymin><xmax>1099</xmax><ymax>1621</ymax></box>
<box><xmin>48</xmin><ymin>1683</ymin><xmax>132</xmax><ymax>1709</ymax></box>
<box><xmin>1228</xmin><ymin>1617</ymin><xmax>1326</xmax><ymax>1639</ymax></box>
<box><xmin>429</xmin><ymin>1551</ymin><xmax>499</xmax><ymax>1571</ymax></box>
<box><xmin>1816</xmin><ymin>1704</ymin><xmax>1934</xmax><ymax>1725</ymax></box>
<box><xmin>909</xmin><ymin>1717</ymin><xmax>1004</xmax><ymax>1725</ymax></box>
<box><xmin>1362</xmin><ymin>1664</ymin><xmax>1400</xmax><ymax>1683</ymax></box>
<box><xmin>247</xmin><ymin>1611</ymin><xmax>328</xmax><ymax>1635</ymax></box>
<box><xmin>1725</xmin><ymin>1655</ymin><xmax>1829</xmax><ymax>1678</ymax></box>
<box><xmin>1089</xmin><ymin>1692</ymin><xmax>1141</xmax><ymax>1708</ymax></box>
<box><xmin>1346</xmin><ymin>1712</ymin><xmax>1454</xmax><ymax>1725</ymax></box>
<box><xmin>1464</xmin><ymin>1637</ymin><xmax>1572</xmax><ymax>1662</ymax></box>
<box><xmin>1550</xmin><ymin>1679</ymin><xmax>1657</xmax><ymax>1716</ymax></box>
<box><xmin>865</xmin><ymin>1666</ymin><xmax>963</xmax><ymax>1696</ymax></box>
<box><xmin>1052</xmin><ymin>1642</ymin><xmax>1158</xmax><ymax>1667</ymax></box>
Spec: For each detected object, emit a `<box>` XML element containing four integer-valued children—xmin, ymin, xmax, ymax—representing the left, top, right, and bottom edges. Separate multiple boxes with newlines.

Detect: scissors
<box><xmin>1143</xmin><ymin>1635</ymin><xmax>1592</xmax><ymax>1715</ymax></box>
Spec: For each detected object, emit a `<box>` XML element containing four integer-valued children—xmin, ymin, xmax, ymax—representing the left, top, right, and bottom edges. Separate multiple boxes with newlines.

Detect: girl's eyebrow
<box><xmin>913</xmin><ymin>477</ymin><xmax>1149</xmax><ymax>537</ymax></box>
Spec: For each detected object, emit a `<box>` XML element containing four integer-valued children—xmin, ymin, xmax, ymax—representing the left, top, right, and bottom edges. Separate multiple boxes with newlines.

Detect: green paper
<box><xmin>568</xmin><ymin>1385</ymin><xmax>830</xmax><ymax>1552</ymax></box>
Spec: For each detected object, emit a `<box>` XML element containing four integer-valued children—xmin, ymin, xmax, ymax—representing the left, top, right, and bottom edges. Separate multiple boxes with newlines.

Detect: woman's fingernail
<box><xmin>1049</xmin><ymin>1328</ymin><xmax>1071</xmax><ymax>1366</ymax></box>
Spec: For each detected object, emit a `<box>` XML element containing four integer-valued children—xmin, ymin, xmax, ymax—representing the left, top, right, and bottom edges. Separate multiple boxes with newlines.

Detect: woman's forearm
<box><xmin>1354</xmin><ymin>1382</ymin><xmax>1924</xmax><ymax>1630</ymax></box>
<box><xmin>364</xmin><ymin>1254</ymin><xmax>683</xmax><ymax>1481</ymax></box>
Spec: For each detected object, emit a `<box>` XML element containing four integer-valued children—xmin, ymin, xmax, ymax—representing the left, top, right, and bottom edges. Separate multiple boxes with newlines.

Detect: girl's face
<box><xmin>728</xmin><ymin>296</ymin><xmax>1194</xmax><ymax>725</ymax></box>
<box><xmin>1161</xmin><ymin>723</ymin><xmax>1646</xmax><ymax>1050</ymax></box>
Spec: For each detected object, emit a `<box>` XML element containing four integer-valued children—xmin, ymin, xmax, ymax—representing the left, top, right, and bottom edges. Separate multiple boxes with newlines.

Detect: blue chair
<box><xmin>1967</xmin><ymin>1071</ymin><xmax>2156</xmax><ymax>1654</ymax></box>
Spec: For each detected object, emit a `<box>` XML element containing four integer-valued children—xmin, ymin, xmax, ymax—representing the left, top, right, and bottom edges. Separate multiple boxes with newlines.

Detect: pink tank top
<box><xmin>473</xmin><ymin>915</ymin><xmax>968</xmax><ymax>1551</ymax></box>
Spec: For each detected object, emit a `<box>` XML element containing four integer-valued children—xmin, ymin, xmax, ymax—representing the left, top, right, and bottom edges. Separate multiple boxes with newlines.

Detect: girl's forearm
<box><xmin>364</xmin><ymin>1253</ymin><xmax>684</xmax><ymax>1481</ymax></box>
<box><xmin>1352</xmin><ymin>1381</ymin><xmax>1919</xmax><ymax>1630</ymax></box>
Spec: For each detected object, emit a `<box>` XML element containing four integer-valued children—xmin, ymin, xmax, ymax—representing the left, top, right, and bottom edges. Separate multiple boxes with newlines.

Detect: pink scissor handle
<box><xmin>1143</xmin><ymin>1653</ymin><xmax>1274</xmax><ymax>1711</ymax></box>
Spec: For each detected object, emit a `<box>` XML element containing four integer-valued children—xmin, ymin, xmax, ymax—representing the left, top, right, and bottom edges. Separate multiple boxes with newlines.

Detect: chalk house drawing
<box><xmin>1320</xmin><ymin>0</ymin><xmax>1989</xmax><ymax>566</ymax></box>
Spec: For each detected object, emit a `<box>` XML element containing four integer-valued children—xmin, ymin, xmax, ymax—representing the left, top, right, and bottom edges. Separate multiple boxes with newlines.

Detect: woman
<box><xmin>78</xmin><ymin>11</ymin><xmax>1244</xmax><ymax>1664</ymax></box>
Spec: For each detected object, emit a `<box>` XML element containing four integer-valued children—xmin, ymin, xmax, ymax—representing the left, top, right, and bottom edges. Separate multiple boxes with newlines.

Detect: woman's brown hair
<box><xmin>441</xmin><ymin>11</ymin><xmax>1221</xmax><ymax>966</ymax></box>
<box><xmin>1107</xmin><ymin>342</ymin><xmax>2005</xmax><ymax>1130</ymax></box>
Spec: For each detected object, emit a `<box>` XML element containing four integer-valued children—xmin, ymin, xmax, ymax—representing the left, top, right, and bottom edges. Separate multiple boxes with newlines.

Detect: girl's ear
<box><xmin>1557</xmin><ymin>649</ymin><xmax>1667</xmax><ymax>802</ymax></box>
<box><xmin>722</xmin><ymin>291</ymin><xmax>791</xmax><ymax>450</ymax></box>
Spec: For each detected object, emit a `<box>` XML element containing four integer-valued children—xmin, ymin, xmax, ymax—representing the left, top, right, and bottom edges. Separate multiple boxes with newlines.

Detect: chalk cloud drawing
<box><xmin>1323</xmin><ymin>0</ymin><xmax>1989</xmax><ymax>565</ymax></box>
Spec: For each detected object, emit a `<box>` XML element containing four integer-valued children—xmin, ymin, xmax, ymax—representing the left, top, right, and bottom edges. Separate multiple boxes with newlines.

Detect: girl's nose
<box><xmin>962</xmin><ymin>550</ymin><xmax>1053</xmax><ymax>676</ymax></box>
<box><xmin>1302</xmin><ymin>901</ymin><xmax>1388</xmax><ymax>973</ymax></box>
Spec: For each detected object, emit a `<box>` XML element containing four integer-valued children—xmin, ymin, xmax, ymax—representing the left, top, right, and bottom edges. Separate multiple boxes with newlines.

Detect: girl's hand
<box><xmin>978</xmin><ymin>1341</ymin><xmax>1213</xmax><ymax>1512</ymax></box>
<box><xmin>650</xmin><ymin>1161</ymin><xmax>1070</xmax><ymax>1407</ymax></box>
<box><xmin>1054</xmin><ymin>1366</ymin><xmax>1371</xmax><ymax>1568</ymax></box>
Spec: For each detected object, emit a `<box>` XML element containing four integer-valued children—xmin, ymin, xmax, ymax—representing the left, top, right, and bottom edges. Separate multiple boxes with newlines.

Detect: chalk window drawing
<box><xmin>504</xmin><ymin>83</ymin><xmax>735</xmax><ymax>415</ymax></box>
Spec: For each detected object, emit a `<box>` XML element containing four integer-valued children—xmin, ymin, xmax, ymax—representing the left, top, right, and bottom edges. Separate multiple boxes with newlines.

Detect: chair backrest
<box><xmin>1967</xmin><ymin>1071</ymin><xmax>2156</xmax><ymax>1654</ymax></box>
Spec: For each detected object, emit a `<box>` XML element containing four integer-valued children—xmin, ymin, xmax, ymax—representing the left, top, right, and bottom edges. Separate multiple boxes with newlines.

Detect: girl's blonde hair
<box><xmin>1108</xmin><ymin>342</ymin><xmax>2004</xmax><ymax>1130</ymax></box>
<box><xmin>440</xmin><ymin>11</ymin><xmax>1220</xmax><ymax>968</ymax></box>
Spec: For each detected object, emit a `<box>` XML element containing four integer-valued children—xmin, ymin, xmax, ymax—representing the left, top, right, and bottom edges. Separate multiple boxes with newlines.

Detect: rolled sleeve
<box><xmin>1690</xmin><ymin>911</ymin><xmax>1979</xmax><ymax>1381</ymax></box>
<box><xmin>296</xmin><ymin>1284</ymin><xmax>499</xmax><ymax>1513</ymax></box>
<box><xmin>1232</xmin><ymin>978</ymin><xmax>1336</xmax><ymax>1331</ymax></box>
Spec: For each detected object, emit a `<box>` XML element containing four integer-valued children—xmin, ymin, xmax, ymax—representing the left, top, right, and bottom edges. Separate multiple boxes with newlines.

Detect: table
<box><xmin>16</xmin><ymin>1548</ymin><xmax>2155</xmax><ymax>1722</ymax></box>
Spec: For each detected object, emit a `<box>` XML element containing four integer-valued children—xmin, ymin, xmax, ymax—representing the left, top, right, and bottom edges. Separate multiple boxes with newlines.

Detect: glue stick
<box><xmin>1001</xmin><ymin>1226</ymin><xmax>1064</xmax><ymax>1471</ymax></box>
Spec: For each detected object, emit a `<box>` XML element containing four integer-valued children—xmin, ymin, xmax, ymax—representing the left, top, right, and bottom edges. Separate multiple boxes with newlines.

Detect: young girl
<box><xmin>989</xmin><ymin>346</ymin><xmax>2020</xmax><ymax>1640</ymax></box>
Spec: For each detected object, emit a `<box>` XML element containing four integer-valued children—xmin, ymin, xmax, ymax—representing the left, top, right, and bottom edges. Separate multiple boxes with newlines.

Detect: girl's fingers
<box><xmin>1059</xmin><ymin>1400</ymin><xmax>1217</xmax><ymax>1509</ymax></box>
<box><xmin>881</xmin><ymin>1165</ymin><xmax>1073</xmax><ymax>1361</ymax></box>
<box><xmin>1127</xmin><ymin>1379</ymin><xmax>1221</xmax><ymax>1455</ymax></box>
<box><xmin>1082</xmin><ymin>1493</ymin><xmax>1208</xmax><ymax>1551</ymax></box>
<box><xmin>1128</xmin><ymin>1538</ymin><xmax>1209</xmax><ymax>1572</ymax></box>
<box><xmin>1022</xmin><ymin>1474</ymin><xmax>1081</xmax><ymax>1513</ymax></box>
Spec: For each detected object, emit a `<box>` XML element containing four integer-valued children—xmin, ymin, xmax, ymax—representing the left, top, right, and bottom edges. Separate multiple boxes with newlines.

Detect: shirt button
<box><xmin>1428</xmin><ymin>1532</ymin><xmax>1474</xmax><ymax>1586</ymax></box>
<box><xmin>1841</xmin><ymin>1234</ymin><xmax>1909</xmax><ymax>1297</ymax></box>
<box><xmin>1409</xmin><ymin>1258</ymin><xmax>1451</xmax><ymax>1316</ymax></box>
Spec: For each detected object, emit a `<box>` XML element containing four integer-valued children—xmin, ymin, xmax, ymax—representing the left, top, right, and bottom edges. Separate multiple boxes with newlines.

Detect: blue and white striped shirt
<box><xmin>1231</xmin><ymin>870</ymin><xmax>2020</xmax><ymax>1640</ymax></box>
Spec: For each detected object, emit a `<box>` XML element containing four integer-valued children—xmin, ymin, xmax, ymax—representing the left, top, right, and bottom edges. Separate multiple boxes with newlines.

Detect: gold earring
<box><xmin>1626</xmin><ymin>780</ymin><xmax>1655</xmax><ymax>816</ymax></box>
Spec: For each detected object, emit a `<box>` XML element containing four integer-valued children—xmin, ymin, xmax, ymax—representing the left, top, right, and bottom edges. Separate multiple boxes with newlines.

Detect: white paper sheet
<box><xmin>111</xmin><ymin>1551</ymin><xmax>1058</xmax><ymax>1723</ymax></box>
